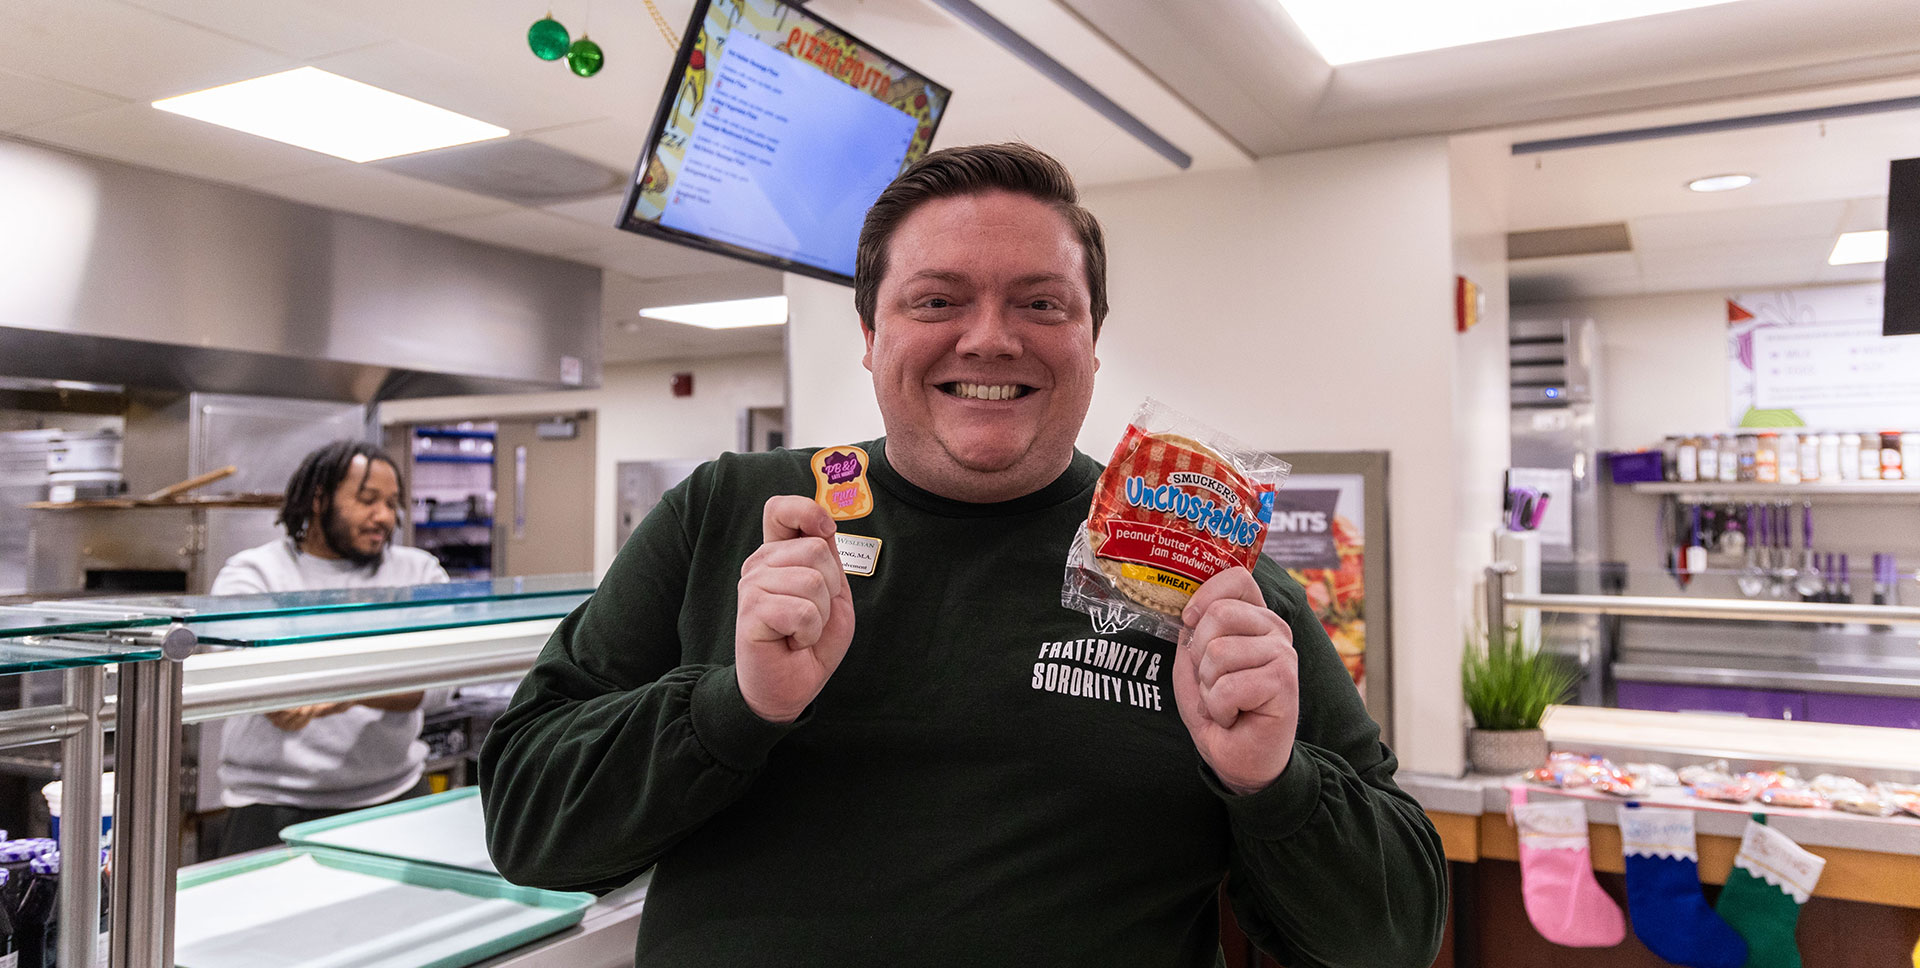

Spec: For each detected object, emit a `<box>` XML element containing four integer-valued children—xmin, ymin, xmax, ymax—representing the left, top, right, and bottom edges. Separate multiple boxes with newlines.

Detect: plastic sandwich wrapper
<box><xmin>1063</xmin><ymin>399</ymin><xmax>1289</xmax><ymax>643</ymax></box>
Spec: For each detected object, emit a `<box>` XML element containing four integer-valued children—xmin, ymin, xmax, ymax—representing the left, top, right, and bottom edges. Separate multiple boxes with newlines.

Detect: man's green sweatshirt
<box><xmin>479</xmin><ymin>440</ymin><xmax>1446</xmax><ymax>967</ymax></box>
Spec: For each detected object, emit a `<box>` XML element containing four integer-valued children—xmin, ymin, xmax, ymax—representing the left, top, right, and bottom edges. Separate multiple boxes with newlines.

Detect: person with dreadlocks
<box><xmin>209</xmin><ymin>439</ymin><xmax>449</xmax><ymax>855</ymax></box>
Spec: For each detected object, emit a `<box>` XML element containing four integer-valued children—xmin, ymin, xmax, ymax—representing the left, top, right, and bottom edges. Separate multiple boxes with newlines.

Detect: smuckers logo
<box><xmin>1167</xmin><ymin>471</ymin><xmax>1238</xmax><ymax>506</ymax></box>
<box><xmin>820</xmin><ymin>450</ymin><xmax>863</xmax><ymax>484</ymax></box>
<box><xmin>1121</xmin><ymin>474</ymin><xmax>1267</xmax><ymax>549</ymax></box>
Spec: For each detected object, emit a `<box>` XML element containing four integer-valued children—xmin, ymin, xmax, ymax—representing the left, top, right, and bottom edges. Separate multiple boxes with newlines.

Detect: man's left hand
<box><xmin>1169</xmin><ymin>566</ymin><xmax>1299</xmax><ymax>795</ymax></box>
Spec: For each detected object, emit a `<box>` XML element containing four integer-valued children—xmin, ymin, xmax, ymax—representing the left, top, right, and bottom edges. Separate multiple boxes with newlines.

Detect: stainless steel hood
<box><xmin>0</xmin><ymin>137</ymin><xmax>601</xmax><ymax>402</ymax></box>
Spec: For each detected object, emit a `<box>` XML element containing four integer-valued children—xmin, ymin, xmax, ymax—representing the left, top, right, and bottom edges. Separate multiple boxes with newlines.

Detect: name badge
<box><xmin>835</xmin><ymin>533</ymin><xmax>882</xmax><ymax>577</ymax></box>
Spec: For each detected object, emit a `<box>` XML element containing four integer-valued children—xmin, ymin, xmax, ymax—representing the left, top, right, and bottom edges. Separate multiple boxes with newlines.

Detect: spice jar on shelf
<box><xmin>1879</xmin><ymin>431</ymin><xmax>1904</xmax><ymax>480</ymax></box>
<box><xmin>1755</xmin><ymin>432</ymin><xmax>1779</xmax><ymax>483</ymax></box>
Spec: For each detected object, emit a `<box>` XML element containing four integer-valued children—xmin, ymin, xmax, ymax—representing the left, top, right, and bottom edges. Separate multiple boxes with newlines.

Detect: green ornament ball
<box><xmin>567</xmin><ymin>36</ymin><xmax>604</xmax><ymax>77</ymax></box>
<box><xmin>528</xmin><ymin>17</ymin><xmax>570</xmax><ymax>61</ymax></box>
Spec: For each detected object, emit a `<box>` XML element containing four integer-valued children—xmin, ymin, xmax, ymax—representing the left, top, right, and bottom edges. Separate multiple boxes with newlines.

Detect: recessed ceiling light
<box><xmin>152</xmin><ymin>67</ymin><xmax>508</xmax><ymax>163</ymax></box>
<box><xmin>1686</xmin><ymin>173</ymin><xmax>1753</xmax><ymax>193</ymax></box>
<box><xmin>639</xmin><ymin>296</ymin><xmax>788</xmax><ymax>329</ymax></box>
<box><xmin>1828</xmin><ymin>230</ymin><xmax>1888</xmax><ymax>266</ymax></box>
<box><xmin>1277</xmin><ymin>0</ymin><xmax>1744</xmax><ymax>65</ymax></box>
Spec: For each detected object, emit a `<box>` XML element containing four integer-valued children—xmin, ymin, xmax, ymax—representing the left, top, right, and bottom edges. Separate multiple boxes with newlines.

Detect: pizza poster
<box><xmin>1263</xmin><ymin>474</ymin><xmax>1367</xmax><ymax>697</ymax></box>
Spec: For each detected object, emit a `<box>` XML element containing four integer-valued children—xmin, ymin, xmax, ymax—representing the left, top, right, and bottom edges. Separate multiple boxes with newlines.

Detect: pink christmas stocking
<box><xmin>1511</xmin><ymin>787</ymin><xmax>1625</xmax><ymax>948</ymax></box>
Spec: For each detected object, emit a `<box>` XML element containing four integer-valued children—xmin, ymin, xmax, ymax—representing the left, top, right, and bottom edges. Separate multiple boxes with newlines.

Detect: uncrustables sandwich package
<box><xmin>1063</xmin><ymin>398</ymin><xmax>1289</xmax><ymax>643</ymax></box>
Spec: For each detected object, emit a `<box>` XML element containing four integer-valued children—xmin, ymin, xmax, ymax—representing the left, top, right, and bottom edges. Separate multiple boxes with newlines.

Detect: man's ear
<box><xmin>862</xmin><ymin>321</ymin><xmax>876</xmax><ymax>372</ymax></box>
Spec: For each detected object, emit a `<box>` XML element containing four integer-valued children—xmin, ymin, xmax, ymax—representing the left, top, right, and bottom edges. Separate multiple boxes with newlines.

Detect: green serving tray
<box><xmin>176</xmin><ymin>845</ymin><xmax>592</xmax><ymax>968</ymax></box>
<box><xmin>278</xmin><ymin>787</ymin><xmax>498</xmax><ymax>875</ymax></box>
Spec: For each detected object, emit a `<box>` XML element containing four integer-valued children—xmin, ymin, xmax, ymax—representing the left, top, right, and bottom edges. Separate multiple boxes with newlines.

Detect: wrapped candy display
<box><xmin>1812</xmin><ymin>774</ymin><xmax>1896</xmax><ymax>817</ymax></box>
<box><xmin>1524</xmin><ymin>752</ymin><xmax>1643</xmax><ymax>796</ymax></box>
<box><xmin>1752</xmin><ymin>770</ymin><xmax>1828</xmax><ymax>810</ymax></box>
<box><xmin>1875</xmin><ymin>781</ymin><xmax>1920</xmax><ymax>819</ymax></box>
<box><xmin>1679</xmin><ymin>761</ymin><xmax>1762</xmax><ymax>803</ymax></box>
<box><xmin>1526</xmin><ymin>753</ymin><xmax>1920</xmax><ymax>821</ymax></box>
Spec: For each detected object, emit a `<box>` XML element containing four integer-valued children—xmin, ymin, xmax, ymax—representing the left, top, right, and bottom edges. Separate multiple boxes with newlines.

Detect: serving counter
<box><xmin>0</xmin><ymin>574</ymin><xmax>598</xmax><ymax>968</ymax></box>
<box><xmin>1417</xmin><ymin>574</ymin><xmax>1920</xmax><ymax>963</ymax></box>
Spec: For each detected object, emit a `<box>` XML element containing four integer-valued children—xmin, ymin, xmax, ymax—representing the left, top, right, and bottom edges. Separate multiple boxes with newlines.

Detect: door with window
<box><xmin>493</xmin><ymin>414</ymin><xmax>594</xmax><ymax>577</ymax></box>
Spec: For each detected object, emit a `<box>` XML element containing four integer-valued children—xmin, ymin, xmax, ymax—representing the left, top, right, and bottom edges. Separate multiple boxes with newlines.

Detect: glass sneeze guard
<box><xmin>187</xmin><ymin>591</ymin><xmax>592</xmax><ymax>647</ymax></box>
<box><xmin>0</xmin><ymin>606</ymin><xmax>170</xmax><ymax>672</ymax></box>
<box><xmin>81</xmin><ymin>572</ymin><xmax>596</xmax><ymax>623</ymax></box>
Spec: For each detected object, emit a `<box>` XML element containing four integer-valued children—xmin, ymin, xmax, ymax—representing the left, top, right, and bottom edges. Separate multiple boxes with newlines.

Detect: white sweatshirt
<box><xmin>210</xmin><ymin>538</ymin><xmax>450</xmax><ymax>809</ymax></box>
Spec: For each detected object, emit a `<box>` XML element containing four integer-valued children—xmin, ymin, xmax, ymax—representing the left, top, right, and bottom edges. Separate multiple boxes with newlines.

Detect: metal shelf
<box><xmin>417</xmin><ymin>518</ymin><xmax>492</xmax><ymax>529</ymax></box>
<box><xmin>415</xmin><ymin>454</ymin><xmax>494</xmax><ymax>464</ymax></box>
<box><xmin>1630</xmin><ymin>481</ymin><xmax>1920</xmax><ymax>497</ymax></box>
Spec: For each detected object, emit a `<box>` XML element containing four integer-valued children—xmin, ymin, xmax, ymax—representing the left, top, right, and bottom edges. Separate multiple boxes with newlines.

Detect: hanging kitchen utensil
<box><xmin>1684</xmin><ymin>504</ymin><xmax>1707</xmax><ymax>587</ymax></box>
<box><xmin>1736</xmin><ymin>505</ymin><xmax>1766</xmax><ymax>598</ymax></box>
<box><xmin>1794</xmin><ymin>501</ymin><xmax>1822</xmax><ymax>599</ymax></box>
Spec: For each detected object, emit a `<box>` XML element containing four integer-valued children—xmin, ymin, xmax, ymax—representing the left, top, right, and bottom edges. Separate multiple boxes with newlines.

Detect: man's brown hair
<box><xmin>853</xmin><ymin>142</ymin><xmax>1108</xmax><ymax>337</ymax></box>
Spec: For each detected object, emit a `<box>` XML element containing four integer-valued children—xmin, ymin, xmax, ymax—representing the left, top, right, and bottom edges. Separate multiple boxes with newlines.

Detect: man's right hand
<box><xmin>735</xmin><ymin>495</ymin><xmax>856</xmax><ymax>723</ymax></box>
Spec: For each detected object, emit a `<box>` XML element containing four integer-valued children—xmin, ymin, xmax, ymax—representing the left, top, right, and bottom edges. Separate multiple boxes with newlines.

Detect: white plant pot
<box><xmin>1467</xmin><ymin>727</ymin><xmax>1548</xmax><ymax>775</ymax></box>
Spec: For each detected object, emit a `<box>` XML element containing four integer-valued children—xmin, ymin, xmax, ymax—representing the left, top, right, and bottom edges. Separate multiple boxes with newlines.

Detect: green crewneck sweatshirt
<box><xmin>479</xmin><ymin>440</ymin><xmax>1445</xmax><ymax>967</ymax></box>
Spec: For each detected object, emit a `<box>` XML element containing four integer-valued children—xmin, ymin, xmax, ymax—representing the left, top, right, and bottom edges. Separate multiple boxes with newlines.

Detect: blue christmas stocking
<box><xmin>1619</xmin><ymin>804</ymin><xmax>1747</xmax><ymax>968</ymax></box>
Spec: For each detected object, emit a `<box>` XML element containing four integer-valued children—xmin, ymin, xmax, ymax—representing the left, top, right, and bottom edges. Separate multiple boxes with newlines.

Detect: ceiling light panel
<box><xmin>1277</xmin><ymin>0</ymin><xmax>1746</xmax><ymax>65</ymax></box>
<box><xmin>639</xmin><ymin>296</ymin><xmax>789</xmax><ymax>329</ymax></box>
<box><xmin>1828</xmin><ymin>230</ymin><xmax>1887</xmax><ymax>266</ymax></box>
<box><xmin>152</xmin><ymin>68</ymin><xmax>508</xmax><ymax>163</ymax></box>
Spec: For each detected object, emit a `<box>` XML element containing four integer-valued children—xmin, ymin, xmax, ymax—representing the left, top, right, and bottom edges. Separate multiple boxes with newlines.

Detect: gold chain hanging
<box><xmin>643</xmin><ymin>0</ymin><xmax>681</xmax><ymax>49</ymax></box>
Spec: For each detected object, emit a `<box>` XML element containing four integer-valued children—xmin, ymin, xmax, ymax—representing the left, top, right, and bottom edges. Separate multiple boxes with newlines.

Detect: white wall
<box><xmin>1448</xmin><ymin>133</ymin><xmax>1515</xmax><ymax>681</ymax></box>
<box><xmin>785</xmin><ymin>137</ymin><xmax>1488</xmax><ymax>775</ymax></box>
<box><xmin>381</xmin><ymin>354</ymin><xmax>786</xmax><ymax>574</ymax></box>
<box><xmin>1516</xmin><ymin>291</ymin><xmax>1727</xmax><ymax>453</ymax></box>
<box><xmin>785</xmin><ymin>273</ymin><xmax>882</xmax><ymax>446</ymax></box>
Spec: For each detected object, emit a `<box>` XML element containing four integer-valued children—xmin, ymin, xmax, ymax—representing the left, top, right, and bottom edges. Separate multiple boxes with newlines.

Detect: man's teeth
<box><xmin>947</xmin><ymin>383</ymin><xmax>1028</xmax><ymax>401</ymax></box>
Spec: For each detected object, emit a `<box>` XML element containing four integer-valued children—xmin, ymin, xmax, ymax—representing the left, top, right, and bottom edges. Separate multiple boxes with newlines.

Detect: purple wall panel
<box><xmin>1802</xmin><ymin>692</ymin><xmax>1920</xmax><ymax>730</ymax></box>
<box><xmin>1615</xmin><ymin>681</ymin><xmax>1805</xmax><ymax>720</ymax></box>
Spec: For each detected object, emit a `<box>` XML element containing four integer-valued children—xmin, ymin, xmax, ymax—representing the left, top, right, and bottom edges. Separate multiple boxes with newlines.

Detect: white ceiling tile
<box><xmin>117</xmin><ymin>0</ymin><xmax>386</xmax><ymax>59</ymax></box>
<box><xmin>561</xmin><ymin>234</ymin><xmax>751</xmax><ymax>281</ymax></box>
<box><xmin>1637</xmin><ymin>237</ymin><xmax>1835</xmax><ymax>278</ymax></box>
<box><xmin>526</xmin><ymin>119</ymin><xmax>652</xmax><ymax>174</ymax></box>
<box><xmin>1809</xmin><ymin>261</ymin><xmax>1886</xmax><ymax>287</ymax></box>
<box><xmin>1838</xmin><ymin>196</ymin><xmax>1889</xmax><ymax>233</ymax></box>
<box><xmin>1510</xmin><ymin>251</ymin><xmax>1641</xmax><ymax>281</ymax></box>
<box><xmin>313</xmin><ymin>39</ymin><xmax>616</xmax><ymax>136</ymax></box>
<box><xmin>1628</xmin><ymin>200</ymin><xmax>1847</xmax><ymax>252</ymax></box>
<box><xmin>542</xmin><ymin>194</ymin><xmax>628</xmax><ymax>228</ymax></box>
<box><xmin>0</xmin><ymin>0</ymin><xmax>294</xmax><ymax>101</ymax></box>
<box><xmin>18</xmin><ymin>102</ymin><xmax>337</xmax><ymax>184</ymax></box>
<box><xmin>0</xmin><ymin>68</ymin><xmax>123</xmax><ymax>132</ymax></box>
<box><xmin>424</xmin><ymin>207</ymin><xmax>611</xmax><ymax>256</ymax></box>
<box><xmin>604</xmin><ymin>316</ymin><xmax>785</xmax><ymax>365</ymax></box>
<box><xmin>809</xmin><ymin>0</ymin><xmax>1190</xmax><ymax>188</ymax></box>
<box><xmin>249</xmin><ymin>163</ymin><xmax>516</xmax><ymax>225</ymax></box>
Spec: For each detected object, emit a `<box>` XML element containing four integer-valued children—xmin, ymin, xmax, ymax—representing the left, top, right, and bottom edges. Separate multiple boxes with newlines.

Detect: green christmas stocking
<box><xmin>1714</xmin><ymin>815</ymin><xmax>1826</xmax><ymax>968</ymax></box>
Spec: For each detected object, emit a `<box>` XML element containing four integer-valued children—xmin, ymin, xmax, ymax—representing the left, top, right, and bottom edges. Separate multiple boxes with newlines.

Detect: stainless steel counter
<box><xmin>1614</xmin><ymin>616</ymin><xmax>1920</xmax><ymax>697</ymax></box>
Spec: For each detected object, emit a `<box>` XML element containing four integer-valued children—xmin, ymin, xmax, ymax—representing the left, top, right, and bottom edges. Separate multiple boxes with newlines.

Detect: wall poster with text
<box><xmin>1262</xmin><ymin>451</ymin><xmax>1392</xmax><ymax>742</ymax></box>
<box><xmin>1728</xmin><ymin>282</ymin><xmax>1920</xmax><ymax>429</ymax></box>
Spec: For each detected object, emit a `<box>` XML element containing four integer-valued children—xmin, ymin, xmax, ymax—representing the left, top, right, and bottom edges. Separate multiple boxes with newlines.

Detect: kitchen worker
<box><xmin>480</xmin><ymin>143</ymin><xmax>1446</xmax><ymax>966</ymax></box>
<box><xmin>211</xmin><ymin>439</ymin><xmax>449</xmax><ymax>855</ymax></box>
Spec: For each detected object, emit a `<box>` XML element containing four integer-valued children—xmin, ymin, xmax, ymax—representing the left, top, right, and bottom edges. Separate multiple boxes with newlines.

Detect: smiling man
<box><xmin>481</xmin><ymin>144</ymin><xmax>1446</xmax><ymax>967</ymax></box>
<box><xmin>210</xmin><ymin>439</ymin><xmax>449</xmax><ymax>855</ymax></box>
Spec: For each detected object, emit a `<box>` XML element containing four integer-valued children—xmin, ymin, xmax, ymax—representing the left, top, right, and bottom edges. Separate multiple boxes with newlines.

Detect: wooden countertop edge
<box><xmin>1421</xmin><ymin>808</ymin><xmax>1920</xmax><ymax>909</ymax></box>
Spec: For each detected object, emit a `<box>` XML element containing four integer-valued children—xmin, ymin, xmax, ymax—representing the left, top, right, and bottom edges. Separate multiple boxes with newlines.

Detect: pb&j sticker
<box><xmin>811</xmin><ymin>446</ymin><xmax>874</xmax><ymax>521</ymax></box>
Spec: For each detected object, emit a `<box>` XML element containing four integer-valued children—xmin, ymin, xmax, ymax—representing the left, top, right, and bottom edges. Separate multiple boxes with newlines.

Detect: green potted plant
<box><xmin>1461</xmin><ymin>622</ymin><xmax>1576</xmax><ymax>774</ymax></box>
